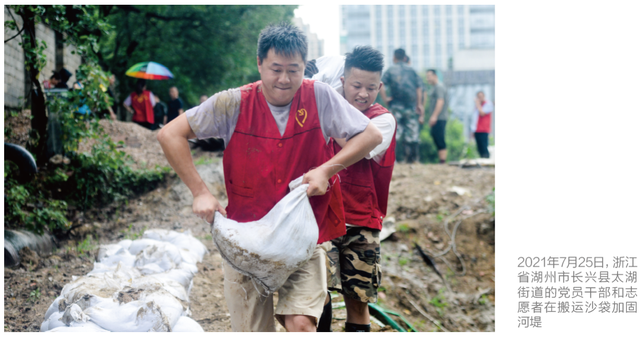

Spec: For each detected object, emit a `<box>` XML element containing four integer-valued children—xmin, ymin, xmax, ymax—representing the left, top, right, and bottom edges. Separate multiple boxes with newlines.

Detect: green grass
<box><xmin>121</xmin><ymin>224</ymin><xmax>146</xmax><ymax>240</ymax></box>
<box><xmin>397</xmin><ymin>223</ymin><xmax>411</xmax><ymax>234</ymax></box>
<box><xmin>428</xmin><ymin>288</ymin><xmax>449</xmax><ymax>316</ymax></box>
<box><xmin>77</xmin><ymin>235</ymin><xmax>97</xmax><ymax>256</ymax></box>
<box><xmin>193</xmin><ymin>157</ymin><xmax>215</xmax><ymax>166</ymax></box>
<box><xmin>29</xmin><ymin>288</ymin><xmax>41</xmax><ymax>303</ymax></box>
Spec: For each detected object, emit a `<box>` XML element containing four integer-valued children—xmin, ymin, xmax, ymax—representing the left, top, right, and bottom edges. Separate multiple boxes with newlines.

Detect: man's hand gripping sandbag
<box><xmin>211</xmin><ymin>176</ymin><xmax>319</xmax><ymax>293</ymax></box>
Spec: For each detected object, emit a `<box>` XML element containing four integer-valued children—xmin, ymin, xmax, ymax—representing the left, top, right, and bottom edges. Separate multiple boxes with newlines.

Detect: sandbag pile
<box><xmin>40</xmin><ymin>229</ymin><xmax>208</xmax><ymax>332</ymax></box>
<box><xmin>212</xmin><ymin>176</ymin><xmax>319</xmax><ymax>294</ymax></box>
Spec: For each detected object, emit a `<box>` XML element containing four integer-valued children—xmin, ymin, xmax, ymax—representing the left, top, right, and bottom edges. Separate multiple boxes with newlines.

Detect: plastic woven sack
<box><xmin>212</xmin><ymin>176</ymin><xmax>319</xmax><ymax>293</ymax></box>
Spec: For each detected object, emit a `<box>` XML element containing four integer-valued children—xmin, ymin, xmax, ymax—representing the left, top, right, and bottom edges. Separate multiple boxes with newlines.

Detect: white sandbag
<box><xmin>137</xmin><ymin>288</ymin><xmax>185</xmax><ymax>329</ymax></box>
<box><xmin>46</xmin><ymin>322</ymin><xmax>109</xmax><ymax>332</ymax></box>
<box><xmin>172</xmin><ymin>316</ymin><xmax>204</xmax><ymax>332</ymax></box>
<box><xmin>95</xmin><ymin>247</ymin><xmax>136</xmax><ymax>268</ymax></box>
<box><xmin>44</xmin><ymin>296</ymin><xmax>64</xmax><ymax>321</ymax></box>
<box><xmin>117</xmin><ymin>239</ymin><xmax>133</xmax><ymax>251</ymax></box>
<box><xmin>61</xmin><ymin>274</ymin><xmax>126</xmax><ymax>304</ymax></box>
<box><xmin>60</xmin><ymin>303</ymin><xmax>89</xmax><ymax>326</ymax></box>
<box><xmin>143</xmin><ymin>229</ymin><xmax>208</xmax><ymax>264</ymax></box>
<box><xmin>41</xmin><ymin>311</ymin><xmax>65</xmax><ymax>331</ymax></box>
<box><xmin>146</xmin><ymin>267</ymin><xmax>195</xmax><ymax>291</ymax></box>
<box><xmin>127</xmin><ymin>238</ymin><xmax>163</xmax><ymax>255</ymax></box>
<box><xmin>84</xmin><ymin>299</ymin><xmax>169</xmax><ymax>332</ymax></box>
<box><xmin>88</xmin><ymin>260</ymin><xmax>140</xmax><ymax>279</ymax></box>
<box><xmin>97</xmin><ymin>244</ymin><xmax>124</xmax><ymax>262</ymax></box>
<box><xmin>212</xmin><ymin>176</ymin><xmax>319</xmax><ymax>293</ymax></box>
<box><xmin>131</xmin><ymin>239</ymin><xmax>183</xmax><ymax>274</ymax></box>
<box><xmin>131</xmin><ymin>276</ymin><xmax>190</xmax><ymax>303</ymax></box>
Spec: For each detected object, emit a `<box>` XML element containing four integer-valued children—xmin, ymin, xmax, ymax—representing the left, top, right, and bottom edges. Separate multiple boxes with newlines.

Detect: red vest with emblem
<box><xmin>223</xmin><ymin>79</ymin><xmax>346</xmax><ymax>244</ymax></box>
<box><xmin>333</xmin><ymin>103</ymin><xmax>396</xmax><ymax>230</ymax></box>
<box><xmin>130</xmin><ymin>90</ymin><xmax>154</xmax><ymax>124</ymax></box>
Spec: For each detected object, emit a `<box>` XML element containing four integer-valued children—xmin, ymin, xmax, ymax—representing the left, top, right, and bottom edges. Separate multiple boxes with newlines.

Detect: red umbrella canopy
<box><xmin>125</xmin><ymin>61</ymin><xmax>174</xmax><ymax>80</ymax></box>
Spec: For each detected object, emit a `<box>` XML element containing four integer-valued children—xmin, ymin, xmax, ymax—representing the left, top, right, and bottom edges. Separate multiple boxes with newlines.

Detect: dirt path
<box><xmin>4</xmin><ymin>146</ymin><xmax>494</xmax><ymax>332</ymax></box>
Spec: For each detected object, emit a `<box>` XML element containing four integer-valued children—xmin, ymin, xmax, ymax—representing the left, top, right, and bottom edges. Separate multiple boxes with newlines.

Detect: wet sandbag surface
<box><xmin>40</xmin><ymin>229</ymin><xmax>207</xmax><ymax>332</ymax></box>
<box><xmin>212</xmin><ymin>176</ymin><xmax>319</xmax><ymax>293</ymax></box>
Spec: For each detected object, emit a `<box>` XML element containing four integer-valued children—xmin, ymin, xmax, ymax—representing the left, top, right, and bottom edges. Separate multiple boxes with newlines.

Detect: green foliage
<box><xmin>77</xmin><ymin>235</ymin><xmax>97</xmax><ymax>256</ymax></box>
<box><xmin>29</xmin><ymin>288</ymin><xmax>41</xmax><ymax>303</ymax></box>
<box><xmin>193</xmin><ymin>157</ymin><xmax>214</xmax><ymax>166</ymax></box>
<box><xmin>397</xmin><ymin>223</ymin><xmax>411</xmax><ymax>234</ymax></box>
<box><xmin>100</xmin><ymin>5</ymin><xmax>295</xmax><ymax>107</ymax></box>
<box><xmin>4</xmin><ymin>173</ymin><xmax>71</xmax><ymax>235</ymax></box>
<box><xmin>121</xmin><ymin>224</ymin><xmax>146</xmax><ymax>240</ymax></box>
<box><xmin>419</xmin><ymin>118</ymin><xmax>466</xmax><ymax>163</ymax></box>
<box><xmin>428</xmin><ymin>288</ymin><xmax>448</xmax><ymax>316</ymax></box>
<box><xmin>486</xmin><ymin>188</ymin><xmax>495</xmax><ymax>216</ymax></box>
<box><xmin>398</xmin><ymin>256</ymin><xmax>410</xmax><ymax>267</ymax></box>
<box><xmin>62</xmin><ymin>140</ymin><xmax>169</xmax><ymax>210</ymax></box>
<box><xmin>478</xmin><ymin>294</ymin><xmax>490</xmax><ymax>305</ymax></box>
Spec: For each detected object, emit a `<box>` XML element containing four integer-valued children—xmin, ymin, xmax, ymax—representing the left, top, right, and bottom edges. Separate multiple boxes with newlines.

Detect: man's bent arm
<box><xmin>304</xmin><ymin>122</ymin><xmax>382</xmax><ymax>196</ymax></box>
<box><xmin>157</xmin><ymin>114</ymin><xmax>226</xmax><ymax>222</ymax></box>
<box><xmin>431</xmin><ymin>98</ymin><xmax>444</xmax><ymax>119</ymax></box>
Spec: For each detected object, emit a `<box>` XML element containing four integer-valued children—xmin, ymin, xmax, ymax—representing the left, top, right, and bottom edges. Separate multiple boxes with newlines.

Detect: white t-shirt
<box><xmin>185</xmin><ymin>81</ymin><xmax>370</xmax><ymax>146</ymax></box>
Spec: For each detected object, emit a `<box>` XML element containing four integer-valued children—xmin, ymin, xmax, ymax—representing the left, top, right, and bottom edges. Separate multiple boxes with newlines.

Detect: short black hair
<box><xmin>344</xmin><ymin>45</ymin><xmax>384</xmax><ymax>77</ymax></box>
<box><xmin>304</xmin><ymin>59</ymin><xmax>318</xmax><ymax>78</ymax></box>
<box><xmin>135</xmin><ymin>79</ymin><xmax>146</xmax><ymax>95</ymax></box>
<box><xmin>257</xmin><ymin>23</ymin><xmax>307</xmax><ymax>64</ymax></box>
<box><xmin>426</xmin><ymin>69</ymin><xmax>437</xmax><ymax>75</ymax></box>
<box><xmin>394</xmin><ymin>48</ymin><xmax>406</xmax><ymax>61</ymax></box>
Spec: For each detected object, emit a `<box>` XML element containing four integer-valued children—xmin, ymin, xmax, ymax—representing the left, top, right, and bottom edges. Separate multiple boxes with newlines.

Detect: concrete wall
<box><xmin>4</xmin><ymin>6</ymin><xmax>83</xmax><ymax>109</ymax></box>
<box><xmin>4</xmin><ymin>6</ymin><xmax>26</xmax><ymax>108</ymax></box>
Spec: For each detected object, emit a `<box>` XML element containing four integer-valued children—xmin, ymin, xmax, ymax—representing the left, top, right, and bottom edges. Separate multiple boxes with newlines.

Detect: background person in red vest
<box><xmin>310</xmin><ymin>46</ymin><xmax>396</xmax><ymax>332</ymax></box>
<box><xmin>123</xmin><ymin>79</ymin><xmax>156</xmax><ymax>130</ymax></box>
<box><xmin>473</xmin><ymin>91</ymin><xmax>494</xmax><ymax>158</ymax></box>
<box><xmin>157</xmin><ymin>23</ymin><xmax>382</xmax><ymax>332</ymax></box>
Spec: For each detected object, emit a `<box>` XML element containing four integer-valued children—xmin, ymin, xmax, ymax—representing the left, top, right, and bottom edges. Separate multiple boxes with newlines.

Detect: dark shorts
<box><xmin>430</xmin><ymin>120</ymin><xmax>447</xmax><ymax>150</ymax></box>
<box><xmin>322</xmin><ymin>227</ymin><xmax>381</xmax><ymax>303</ymax></box>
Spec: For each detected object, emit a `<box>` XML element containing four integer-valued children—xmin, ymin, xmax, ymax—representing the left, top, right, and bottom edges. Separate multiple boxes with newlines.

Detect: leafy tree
<box><xmin>99</xmin><ymin>5</ymin><xmax>295</xmax><ymax>107</ymax></box>
<box><xmin>5</xmin><ymin>5</ymin><xmax>113</xmax><ymax>164</ymax></box>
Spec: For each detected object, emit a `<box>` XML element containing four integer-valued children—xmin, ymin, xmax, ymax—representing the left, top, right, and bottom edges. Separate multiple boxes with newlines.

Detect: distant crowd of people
<box><xmin>43</xmin><ymin>67</ymin><xmax>212</xmax><ymax>133</ymax></box>
<box><xmin>379</xmin><ymin>48</ymin><xmax>493</xmax><ymax>163</ymax></box>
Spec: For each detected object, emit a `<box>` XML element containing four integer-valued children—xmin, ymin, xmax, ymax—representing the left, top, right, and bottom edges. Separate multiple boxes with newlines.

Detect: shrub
<box><xmin>419</xmin><ymin>118</ymin><xmax>467</xmax><ymax>163</ymax></box>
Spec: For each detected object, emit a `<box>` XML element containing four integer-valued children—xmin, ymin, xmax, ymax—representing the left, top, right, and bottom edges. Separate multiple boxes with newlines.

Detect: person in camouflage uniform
<box><xmin>380</xmin><ymin>49</ymin><xmax>424</xmax><ymax>163</ymax></box>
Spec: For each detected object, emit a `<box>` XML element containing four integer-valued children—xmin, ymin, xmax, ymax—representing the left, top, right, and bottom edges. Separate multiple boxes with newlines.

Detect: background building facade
<box><xmin>340</xmin><ymin>5</ymin><xmax>494</xmax><ymax>71</ymax></box>
<box><xmin>292</xmin><ymin>17</ymin><xmax>325</xmax><ymax>61</ymax></box>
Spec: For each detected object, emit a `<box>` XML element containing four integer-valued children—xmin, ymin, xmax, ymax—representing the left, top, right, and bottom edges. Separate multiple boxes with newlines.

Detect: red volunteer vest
<box><xmin>333</xmin><ymin>103</ymin><xmax>396</xmax><ymax>230</ymax></box>
<box><xmin>223</xmin><ymin>79</ymin><xmax>346</xmax><ymax>244</ymax></box>
<box><xmin>476</xmin><ymin>101</ymin><xmax>492</xmax><ymax>133</ymax></box>
<box><xmin>130</xmin><ymin>90</ymin><xmax>154</xmax><ymax>124</ymax></box>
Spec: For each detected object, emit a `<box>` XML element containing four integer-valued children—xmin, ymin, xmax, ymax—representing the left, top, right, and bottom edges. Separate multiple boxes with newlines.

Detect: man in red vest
<box><xmin>157</xmin><ymin>23</ymin><xmax>382</xmax><ymax>332</ymax></box>
<box><xmin>310</xmin><ymin>47</ymin><xmax>396</xmax><ymax>332</ymax></box>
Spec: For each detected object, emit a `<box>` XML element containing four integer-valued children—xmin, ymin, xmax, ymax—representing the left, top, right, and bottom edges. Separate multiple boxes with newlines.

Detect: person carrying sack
<box><xmin>157</xmin><ymin>23</ymin><xmax>382</xmax><ymax>332</ymax></box>
<box><xmin>310</xmin><ymin>46</ymin><xmax>397</xmax><ymax>332</ymax></box>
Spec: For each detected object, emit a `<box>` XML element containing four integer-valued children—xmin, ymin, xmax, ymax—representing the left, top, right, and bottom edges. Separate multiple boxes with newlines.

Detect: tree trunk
<box><xmin>22</xmin><ymin>7</ymin><xmax>49</xmax><ymax>166</ymax></box>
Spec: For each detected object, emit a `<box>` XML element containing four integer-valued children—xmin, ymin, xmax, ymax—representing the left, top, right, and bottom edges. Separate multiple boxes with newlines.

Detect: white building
<box><xmin>340</xmin><ymin>5</ymin><xmax>494</xmax><ymax>71</ymax></box>
<box><xmin>292</xmin><ymin>17</ymin><xmax>325</xmax><ymax>60</ymax></box>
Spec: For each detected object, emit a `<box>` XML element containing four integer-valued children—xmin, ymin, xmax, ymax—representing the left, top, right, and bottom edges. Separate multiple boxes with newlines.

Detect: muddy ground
<box><xmin>3</xmin><ymin>120</ymin><xmax>495</xmax><ymax>332</ymax></box>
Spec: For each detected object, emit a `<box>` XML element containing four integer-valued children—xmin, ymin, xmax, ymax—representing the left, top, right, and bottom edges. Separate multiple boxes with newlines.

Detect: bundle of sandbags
<box><xmin>40</xmin><ymin>229</ymin><xmax>208</xmax><ymax>332</ymax></box>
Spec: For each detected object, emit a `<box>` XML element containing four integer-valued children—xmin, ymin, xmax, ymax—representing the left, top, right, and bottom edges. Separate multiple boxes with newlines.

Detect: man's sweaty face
<box><xmin>257</xmin><ymin>49</ymin><xmax>304</xmax><ymax>107</ymax></box>
<box><xmin>342</xmin><ymin>68</ymin><xmax>382</xmax><ymax>112</ymax></box>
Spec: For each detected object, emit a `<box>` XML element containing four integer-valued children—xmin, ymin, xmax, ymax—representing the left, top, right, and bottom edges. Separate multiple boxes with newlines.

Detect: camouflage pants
<box><xmin>390</xmin><ymin>104</ymin><xmax>420</xmax><ymax>144</ymax></box>
<box><xmin>322</xmin><ymin>227</ymin><xmax>381</xmax><ymax>303</ymax></box>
